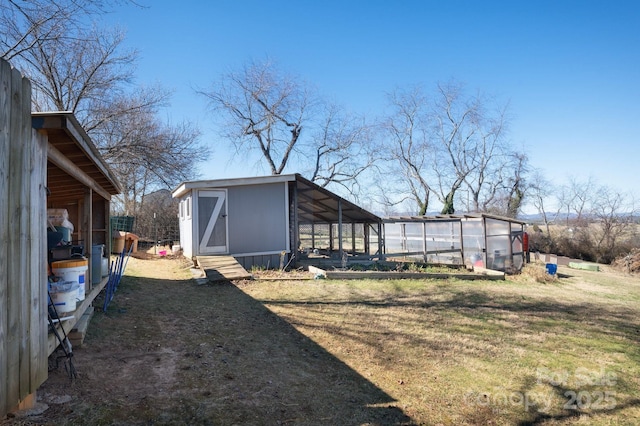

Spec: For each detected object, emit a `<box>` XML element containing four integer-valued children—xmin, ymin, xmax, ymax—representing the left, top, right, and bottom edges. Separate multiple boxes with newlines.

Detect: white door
<box><xmin>196</xmin><ymin>190</ymin><xmax>228</xmax><ymax>254</ymax></box>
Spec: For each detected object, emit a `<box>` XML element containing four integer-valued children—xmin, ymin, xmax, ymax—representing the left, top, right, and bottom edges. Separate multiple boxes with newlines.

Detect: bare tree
<box><xmin>382</xmin><ymin>86</ymin><xmax>433</xmax><ymax>215</ymax></box>
<box><xmin>22</xmin><ymin>22</ymin><xmax>205</xmax><ymax>212</ymax></box>
<box><xmin>0</xmin><ymin>0</ymin><xmax>106</xmax><ymax>61</ymax></box>
<box><xmin>135</xmin><ymin>189</ymin><xmax>180</xmax><ymax>244</ymax></box>
<box><xmin>2</xmin><ymin>0</ymin><xmax>209</xmax><ymax>216</ymax></box>
<box><xmin>553</xmin><ymin>175</ymin><xmax>598</xmax><ymax>231</ymax></box>
<box><xmin>478</xmin><ymin>151</ymin><xmax>530</xmax><ymax>217</ymax></box>
<box><xmin>380</xmin><ymin>82</ymin><xmax>515</xmax><ymax>216</ymax></box>
<box><xmin>504</xmin><ymin>152</ymin><xmax>529</xmax><ymax>217</ymax></box>
<box><xmin>529</xmin><ymin>171</ymin><xmax>558</xmax><ymax>232</ymax></box>
<box><xmin>431</xmin><ymin>81</ymin><xmax>511</xmax><ymax>214</ymax></box>
<box><xmin>26</xmin><ymin>25</ymin><xmax>137</xmax><ymax>121</ymax></box>
<box><xmin>590</xmin><ymin>186</ymin><xmax>636</xmax><ymax>263</ymax></box>
<box><xmin>200</xmin><ymin>59</ymin><xmax>312</xmax><ymax>175</ymax></box>
<box><xmin>2</xmin><ymin>0</ymin><xmax>139</xmax><ymax>126</ymax></box>
<box><xmin>431</xmin><ymin>82</ymin><xmax>474</xmax><ymax>214</ymax></box>
<box><xmin>306</xmin><ymin>102</ymin><xmax>377</xmax><ymax>195</ymax></box>
<box><xmin>93</xmin><ymin>88</ymin><xmax>207</xmax><ymax>213</ymax></box>
<box><xmin>549</xmin><ymin>177</ymin><xmax>638</xmax><ymax>262</ymax></box>
<box><xmin>568</xmin><ymin>176</ymin><xmax>598</xmax><ymax>225</ymax></box>
<box><xmin>201</xmin><ymin>59</ymin><xmax>382</xmax><ymax>199</ymax></box>
<box><xmin>528</xmin><ymin>170</ymin><xmax>560</xmax><ymax>253</ymax></box>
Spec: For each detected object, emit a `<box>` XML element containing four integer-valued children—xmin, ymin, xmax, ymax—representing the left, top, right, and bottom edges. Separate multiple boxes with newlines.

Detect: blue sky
<box><xmin>103</xmin><ymin>0</ymin><xmax>639</xmax><ymax>205</ymax></box>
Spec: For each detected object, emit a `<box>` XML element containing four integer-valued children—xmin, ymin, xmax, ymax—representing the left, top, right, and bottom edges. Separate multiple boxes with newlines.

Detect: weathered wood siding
<box><xmin>0</xmin><ymin>58</ymin><xmax>48</xmax><ymax>417</ymax></box>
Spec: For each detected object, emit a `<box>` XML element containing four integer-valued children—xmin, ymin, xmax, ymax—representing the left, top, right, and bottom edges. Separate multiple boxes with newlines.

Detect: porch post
<box><xmin>338</xmin><ymin>199</ymin><xmax>343</xmax><ymax>259</ymax></box>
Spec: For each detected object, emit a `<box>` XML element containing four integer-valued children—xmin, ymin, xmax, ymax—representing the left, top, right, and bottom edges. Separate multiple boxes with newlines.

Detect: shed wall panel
<box><xmin>236</xmin><ymin>253</ymin><xmax>282</xmax><ymax>270</ymax></box>
<box><xmin>461</xmin><ymin>219</ymin><xmax>484</xmax><ymax>265</ymax></box>
<box><xmin>227</xmin><ymin>183</ymin><xmax>288</xmax><ymax>255</ymax></box>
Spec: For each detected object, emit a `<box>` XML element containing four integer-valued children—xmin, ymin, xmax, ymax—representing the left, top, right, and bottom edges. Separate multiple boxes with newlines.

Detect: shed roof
<box><xmin>384</xmin><ymin>213</ymin><xmax>527</xmax><ymax>225</ymax></box>
<box><xmin>172</xmin><ymin>174</ymin><xmax>381</xmax><ymax>224</ymax></box>
<box><xmin>293</xmin><ymin>174</ymin><xmax>380</xmax><ymax>224</ymax></box>
<box><xmin>32</xmin><ymin>112</ymin><xmax>122</xmax><ymax>202</ymax></box>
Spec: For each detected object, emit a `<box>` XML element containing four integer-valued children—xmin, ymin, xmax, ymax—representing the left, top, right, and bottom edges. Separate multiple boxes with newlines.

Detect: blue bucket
<box><xmin>545</xmin><ymin>263</ymin><xmax>557</xmax><ymax>275</ymax></box>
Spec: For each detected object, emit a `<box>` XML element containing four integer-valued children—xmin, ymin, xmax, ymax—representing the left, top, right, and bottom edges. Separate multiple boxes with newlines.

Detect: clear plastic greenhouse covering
<box><xmin>383</xmin><ymin>214</ymin><xmax>526</xmax><ymax>272</ymax></box>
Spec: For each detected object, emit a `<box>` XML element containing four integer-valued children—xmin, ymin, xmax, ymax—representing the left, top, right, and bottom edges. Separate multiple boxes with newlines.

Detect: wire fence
<box><xmin>298</xmin><ymin>223</ymin><xmax>368</xmax><ymax>254</ymax></box>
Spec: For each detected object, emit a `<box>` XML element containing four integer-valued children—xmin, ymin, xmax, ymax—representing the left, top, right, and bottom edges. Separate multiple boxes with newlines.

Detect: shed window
<box><xmin>185</xmin><ymin>196</ymin><xmax>191</xmax><ymax>219</ymax></box>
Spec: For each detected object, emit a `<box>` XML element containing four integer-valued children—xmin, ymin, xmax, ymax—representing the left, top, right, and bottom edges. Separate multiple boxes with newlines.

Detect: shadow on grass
<box><xmin>516</xmin><ymin>378</ymin><xmax>640</xmax><ymax>425</ymax></box>
<box><xmin>71</xmin><ymin>276</ymin><xmax>414</xmax><ymax>426</ymax></box>
<box><xmin>258</xmin><ymin>287</ymin><xmax>640</xmax><ymax>424</ymax></box>
<box><xmin>39</xmin><ymin>270</ymin><xmax>639</xmax><ymax>426</ymax></box>
<box><xmin>262</xmin><ymin>288</ymin><xmax>640</xmax><ymax>346</ymax></box>
<box><xmin>194</xmin><ymin>281</ymin><xmax>412</xmax><ymax>425</ymax></box>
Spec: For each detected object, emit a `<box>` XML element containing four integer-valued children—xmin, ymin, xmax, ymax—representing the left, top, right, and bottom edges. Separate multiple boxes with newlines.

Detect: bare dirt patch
<box><xmin>4</xmin><ymin>256</ymin><xmax>409</xmax><ymax>425</ymax></box>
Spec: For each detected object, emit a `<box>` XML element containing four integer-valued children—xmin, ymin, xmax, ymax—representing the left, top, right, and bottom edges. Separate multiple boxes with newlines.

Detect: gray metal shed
<box><xmin>172</xmin><ymin>174</ymin><xmax>383</xmax><ymax>269</ymax></box>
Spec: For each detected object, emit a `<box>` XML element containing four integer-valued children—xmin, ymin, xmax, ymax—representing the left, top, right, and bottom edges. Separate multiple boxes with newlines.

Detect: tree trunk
<box><xmin>440</xmin><ymin>191</ymin><xmax>455</xmax><ymax>214</ymax></box>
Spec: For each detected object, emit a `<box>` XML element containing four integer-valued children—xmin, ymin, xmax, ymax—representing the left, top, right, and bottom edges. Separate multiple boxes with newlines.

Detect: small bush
<box><xmin>528</xmin><ymin>230</ymin><xmax>556</xmax><ymax>254</ymax></box>
<box><xmin>612</xmin><ymin>248</ymin><xmax>640</xmax><ymax>273</ymax></box>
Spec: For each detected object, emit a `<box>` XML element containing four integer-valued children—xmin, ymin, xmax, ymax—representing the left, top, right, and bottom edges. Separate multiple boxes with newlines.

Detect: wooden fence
<box><xmin>0</xmin><ymin>58</ymin><xmax>48</xmax><ymax>416</ymax></box>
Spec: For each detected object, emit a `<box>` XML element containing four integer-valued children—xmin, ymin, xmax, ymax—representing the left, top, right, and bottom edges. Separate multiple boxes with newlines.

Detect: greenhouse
<box><xmin>383</xmin><ymin>214</ymin><xmax>527</xmax><ymax>272</ymax></box>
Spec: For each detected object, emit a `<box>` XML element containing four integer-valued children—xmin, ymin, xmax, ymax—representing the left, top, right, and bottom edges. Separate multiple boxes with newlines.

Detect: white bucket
<box><xmin>49</xmin><ymin>281</ymin><xmax>79</xmax><ymax>314</ymax></box>
<box><xmin>171</xmin><ymin>245</ymin><xmax>181</xmax><ymax>255</ymax></box>
<box><xmin>52</xmin><ymin>258</ymin><xmax>88</xmax><ymax>302</ymax></box>
<box><xmin>101</xmin><ymin>257</ymin><xmax>109</xmax><ymax>277</ymax></box>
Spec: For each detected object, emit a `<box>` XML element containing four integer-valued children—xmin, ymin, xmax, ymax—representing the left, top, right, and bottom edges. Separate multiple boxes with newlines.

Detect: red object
<box><xmin>523</xmin><ymin>232</ymin><xmax>529</xmax><ymax>252</ymax></box>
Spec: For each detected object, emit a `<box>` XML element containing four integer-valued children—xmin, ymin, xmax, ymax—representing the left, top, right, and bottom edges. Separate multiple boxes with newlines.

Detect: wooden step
<box><xmin>68</xmin><ymin>306</ymin><xmax>94</xmax><ymax>348</ymax></box>
<box><xmin>196</xmin><ymin>255</ymin><xmax>253</xmax><ymax>282</ymax></box>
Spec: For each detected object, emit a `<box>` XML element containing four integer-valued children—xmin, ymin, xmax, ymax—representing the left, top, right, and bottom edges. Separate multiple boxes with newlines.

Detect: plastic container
<box><xmin>111</xmin><ymin>231</ymin><xmax>139</xmax><ymax>254</ymax></box>
<box><xmin>91</xmin><ymin>244</ymin><xmax>104</xmax><ymax>284</ymax></box>
<box><xmin>112</xmin><ymin>233</ymin><xmax>125</xmax><ymax>254</ymax></box>
<box><xmin>49</xmin><ymin>281</ymin><xmax>79</xmax><ymax>314</ymax></box>
<box><xmin>54</xmin><ymin>226</ymin><xmax>71</xmax><ymax>242</ymax></box>
<box><xmin>51</xmin><ymin>258</ymin><xmax>88</xmax><ymax>301</ymax></box>
<box><xmin>101</xmin><ymin>257</ymin><xmax>109</xmax><ymax>277</ymax></box>
<box><xmin>545</xmin><ymin>263</ymin><xmax>557</xmax><ymax>275</ymax></box>
<box><xmin>471</xmin><ymin>253</ymin><xmax>484</xmax><ymax>267</ymax></box>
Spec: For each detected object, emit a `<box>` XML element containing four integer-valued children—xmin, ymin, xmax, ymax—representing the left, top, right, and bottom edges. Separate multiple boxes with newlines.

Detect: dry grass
<box><xmin>516</xmin><ymin>263</ymin><xmax>559</xmax><ymax>283</ymax></box>
<box><xmin>241</xmin><ymin>266</ymin><xmax>640</xmax><ymax>425</ymax></box>
<box><xmin>6</xmin><ymin>257</ymin><xmax>640</xmax><ymax>425</ymax></box>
